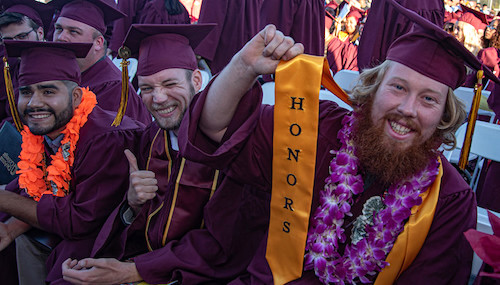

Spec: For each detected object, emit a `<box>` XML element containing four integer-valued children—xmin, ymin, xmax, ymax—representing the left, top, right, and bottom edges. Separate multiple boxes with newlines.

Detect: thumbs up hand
<box><xmin>124</xmin><ymin>149</ymin><xmax>158</xmax><ymax>214</ymax></box>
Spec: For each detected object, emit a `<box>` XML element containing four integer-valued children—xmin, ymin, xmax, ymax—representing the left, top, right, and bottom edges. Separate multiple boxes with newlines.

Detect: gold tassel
<box><xmin>4</xmin><ymin>57</ymin><xmax>23</xmax><ymax>132</ymax></box>
<box><xmin>458</xmin><ymin>69</ymin><xmax>483</xmax><ymax>170</ymax></box>
<box><xmin>111</xmin><ymin>46</ymin><xmax>131</xmax><ymax>127</ymax></box>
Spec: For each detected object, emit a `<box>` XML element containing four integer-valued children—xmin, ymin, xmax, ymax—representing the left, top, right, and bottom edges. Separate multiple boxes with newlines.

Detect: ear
<box><xmin>36</xmin><ymin>26</ymin><xmax>44</xmax><ymax>41</ymax></box>
<box><xmin>191</xmin><ymin>69</ymin><xmax>203</xmax><ymax>93</ymax></box>
<box><xmin>72</xmin><ymin>86</ymin><xmax>83</xmax><ymax>108</ymax></box>
<box><xmin>93</xmin><ymin>34</ymin><xmax>105</xmax><ymax>52</ymax></box>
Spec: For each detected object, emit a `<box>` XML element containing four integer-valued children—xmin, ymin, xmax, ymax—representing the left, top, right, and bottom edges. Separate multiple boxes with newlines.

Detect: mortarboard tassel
<box><xmin>458</xmin><ymin>69</ymin><xmax>483</xmax><ymax>170</ymax></box>
<box><xmin>3</xmin><ymin>57</ymin><xmax>23</xmax><ymax>132</ymax></box>
<box><xmin>111</xmin><ymin>46</ymin><xmax>131</xmax><ymax>127</ymax></box>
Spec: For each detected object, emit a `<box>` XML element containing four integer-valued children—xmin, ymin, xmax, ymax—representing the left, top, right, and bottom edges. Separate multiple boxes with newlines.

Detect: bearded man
<box><xmin>0</xmin><ymin>41</ymin><xmax>144</xmax><ymax>284</ymax></box>
<box><xmin>174</xmin><ymin>3</ymin><xmax>486</xmax><ymax>283</ymax></box>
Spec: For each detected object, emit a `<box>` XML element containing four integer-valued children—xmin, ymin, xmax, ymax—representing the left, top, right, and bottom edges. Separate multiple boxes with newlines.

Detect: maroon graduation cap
<box><xmin>387</xmin><ymin>0</ymin><xmax>500</xmax><ymax>170</ymax></box>
<box><xmin>386</xmin><ymin>0</ymin><xmax>500</xmax><ymax>89</ymax></box>
<box><xmin>1</xmin><ymin>0</ymin><xmax>56</xmax><ymax>33</ymax></box>
<box><xmin>460</xmin><ymin>4</ymin><xmax>492</xmax><ymax>27</ymax></box>
<box><xmin>4</xmin><ymin>40</ymin><xmax>92</xmax><ymax>86</ymax></box>
<box><xmin>122</xmin><ymin>24</ymin><xmax>215</xmax><ymax>76</ymax></box>
<box><xmin>346</xmin><ymin>5</ymin><xmax>365</xmax><ymax>23</ymax></box>
<box><xmin>49</xmin><ymin>0</ymin><xmax>125</xmax><ymax>35</ymax></box>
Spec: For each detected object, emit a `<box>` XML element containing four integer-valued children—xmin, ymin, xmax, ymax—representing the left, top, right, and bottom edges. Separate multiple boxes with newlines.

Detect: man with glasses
<box><xmin>0</xmin><ymin>0</ymin><xmax>55</xmax><ymax>124</ymax></box>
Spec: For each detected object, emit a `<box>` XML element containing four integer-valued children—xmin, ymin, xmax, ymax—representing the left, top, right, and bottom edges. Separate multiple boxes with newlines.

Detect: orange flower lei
<box><xmin>17</xmin><ymin>88</ymin><xmax>97</xmax><ymax>201</ymax></box>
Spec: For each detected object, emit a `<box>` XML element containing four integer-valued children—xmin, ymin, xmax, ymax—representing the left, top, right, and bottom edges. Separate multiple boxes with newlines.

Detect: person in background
<box><xmin>482</xmin><ymin>19</ymin><xmax>500</xmax><ymax>48</ymax></box>
<box><xmin>50</xmin><ymin>0</ymin><xmax>152</xmax><ymax>125</ymax></box>
<box><xmin>357</xmin><ymin>0</ymin><xmax>444</xmax><ymax>70</ymax></box>
<box><xmin>0</xmin><ymin>0</ymin><xmax>55</xmax><ymax>124</ymax></box>
<box><xmin>109</xmin><ymin>0</ymin><xmax>190</xmax><ymax>57</ymax></box>
<box><xmin>195</xmin><ymin>0</ymin><xmax>263</xmax><ymax>75</ymax></box>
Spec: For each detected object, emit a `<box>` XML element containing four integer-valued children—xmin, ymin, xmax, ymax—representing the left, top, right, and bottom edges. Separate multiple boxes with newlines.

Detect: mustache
<box><xmin>24</xmin><ymin>107</ymin><xmax>55</xmax><ymax>116</ymax></box>
<box><xmin>383</xmin><ymin>113</ymin><xmax>421</xmax><ymax>134</ymax></box>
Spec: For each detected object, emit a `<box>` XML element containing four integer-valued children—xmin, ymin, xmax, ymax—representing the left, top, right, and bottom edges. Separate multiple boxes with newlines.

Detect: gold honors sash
<box><xmin>375</xmin><ymin>157</ymin><xmax>443</xmax><ymax>284</ymax></box>
<box><xmin>266</xmin><ymin>55</ymin><xmax>350</xmax><ymax>285</ymax></box>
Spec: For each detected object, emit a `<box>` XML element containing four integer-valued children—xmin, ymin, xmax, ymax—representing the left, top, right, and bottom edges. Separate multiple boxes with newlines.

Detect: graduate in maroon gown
<box><xmin>0</xmin><ymin>41</ymin><xmax>144</xmax><ymax>284</ymax></box>
<box><xmin>357</xmin><ymin>0</ymin><xmax>444</xmax><ymax>70</ymax></box>
<box><xmin>50</xmin><ymin>0</ymin><xmax>152</xmax><ymax>125</ymax></box>
<box><xmin>0</xmin><ymin>3</ymin><xmax>58</xmax><ymax>283</ymax></box>
<box><xmin>61</xmin><ymin>24</ymin><xmax>267</xmax><ymax>284</ymax></box>
<box><xmin>259</xmin><ymin>0</ymin><xmax>324</xmax><ymax>57</ymax></box>
<box><xmin>326</xmin><ymin>36</ymin><xmax>359</xmax><ymax>74</ymax></box>
<box><xmin>195</xmin><ymin>0</ymin><xmax>263</xmax><ymax>75</ymax></box>
<box><xmin>109</xmin><ymin>0</ymin><xmax>190</xmax><ymax>55</ymax></box>
<box><xmin>176</xmin><ymin>1</ymin><xmax>493</xmax><ymax>282</ymax></box>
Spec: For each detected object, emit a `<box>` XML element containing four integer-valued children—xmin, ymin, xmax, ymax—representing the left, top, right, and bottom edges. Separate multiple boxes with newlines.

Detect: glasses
<box><xmin>487</xmin><ymin>25</ymin><xmax>497</xmax><ymax>30</ymax></box>
<box><xmin>1</xmin><ymin>28</ymin><xmax>35</xmax><ymax>41</ymax></box>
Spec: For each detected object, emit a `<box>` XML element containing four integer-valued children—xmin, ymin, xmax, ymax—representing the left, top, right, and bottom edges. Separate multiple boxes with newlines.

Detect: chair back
<box><xmin>333</xmin><ymin>69</ymin><xmax>360</xmax><ymax>93</ymax></box>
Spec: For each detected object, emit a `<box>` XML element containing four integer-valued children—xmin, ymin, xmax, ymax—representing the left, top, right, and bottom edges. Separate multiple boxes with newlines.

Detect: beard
<box><xmin>21</xmin><ymin>100</ymin><xmax>74</xmax><ymax>136</ymax></box>
<box><xmin>352</xmin><ymin>100</ymin><xmax>442</xmax><ymax>184</ymax></box>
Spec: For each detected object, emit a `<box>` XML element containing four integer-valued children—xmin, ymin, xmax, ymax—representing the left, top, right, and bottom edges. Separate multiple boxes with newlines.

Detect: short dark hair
<box><xmin>92</xmin><ymin>29</ymin><xmax>108</xmax><ymax>50</ymax></box>
<box><xmin>0</xmin><ymin>13</ymin><xmax>39</xmax><ymax>30</ymax></box>
<box><xmin>62</xmin><ymin>80</ymin><xmax>79</xmax><ymax>96</ymax></box>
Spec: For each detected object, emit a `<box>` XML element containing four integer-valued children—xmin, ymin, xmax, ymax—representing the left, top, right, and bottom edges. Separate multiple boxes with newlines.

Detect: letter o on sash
<box><xmin>287</xmin><ymin>174</ymin><xmax>297</xmax><ymax>186</ymax></box>
<box><xmin>289</xmin><ymin>124</ymin><xmax>302</xmax><ymax>136</ymax></box>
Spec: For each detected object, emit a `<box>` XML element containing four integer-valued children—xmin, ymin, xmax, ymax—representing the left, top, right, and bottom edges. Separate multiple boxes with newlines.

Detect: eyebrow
<box><xmin>18</xmin><ymin>86</ymin><xmax>32</xmax><ymax>92</ymax></box>
<box><xmin>139</xmin><ymin>78</ymin><xmax>178</xmax><ymax>88</ymax></box>
<box><xmin>37</xmin><ymin>84</ymin><xmax>60</xmax><ymax>90</ymax></box>
<box><xmin>55</xmin><ymin>23</ymin><xmax>83</xmax><ymax>33</ymax></box>
<box><xmin>389</xmin><ymin>76</ymin><xmax>444</xmax><ymax>95</ymax></box>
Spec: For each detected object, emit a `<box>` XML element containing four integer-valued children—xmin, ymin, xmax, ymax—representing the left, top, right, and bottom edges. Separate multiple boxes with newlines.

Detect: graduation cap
<box><xmin>0</xmin><ymin>0</ymin><xmax>56</xmax><ymax>34</ymax></box>
<box><xmin>459</xmin><ymin>3</ymin><xmax>491</xmax><ymax>30</ymax></box>
<box><xmin>123</xmin><ymin>24</ymin><xmax>216</xmax><ymax>76</ymax></box>
<box><xmin>346</xmin><ymin>5</ymin><xmax>365</xmax><ymax>23</ymax></box>
<box><xmin>48</xmin><ymin>0</ymin><xmax>125</xmax><ymax>35</ymax></box>
<box><xmin>386</xmin><ymin>0</ymin><xmax>500</xmax><ymax>170</ymax></box>
<box><xmin>3</xmin><ymin>40</ymin><xmax>92</xmax><ymax>131</ymax></box>
<box><xmin>109</xmin><ymin>23</ymin><xmax>215</xmax><ymax>126</ymax></box>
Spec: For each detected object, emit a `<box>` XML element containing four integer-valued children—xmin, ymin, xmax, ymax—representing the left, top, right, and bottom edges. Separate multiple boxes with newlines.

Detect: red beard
<box><xmin>352</xmin><ymin>101</ymin><xmax>442</xmax><ymax>184</ymax></box>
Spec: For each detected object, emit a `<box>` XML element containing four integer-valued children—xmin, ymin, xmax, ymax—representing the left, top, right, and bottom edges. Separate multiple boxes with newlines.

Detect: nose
<box><xmin>396</xmin><ymin>94</ymin><xmax>418</xmax><ymax>118</ymax></box>
<box><xmin>151</xmin><ymin>88</ymin><xmax>168</xmax><ymax>104</ymax></box>
<box><xmin>26</xmin><ymin>92</ymin><xmax>44</xmax><ymax>109</ymax></box>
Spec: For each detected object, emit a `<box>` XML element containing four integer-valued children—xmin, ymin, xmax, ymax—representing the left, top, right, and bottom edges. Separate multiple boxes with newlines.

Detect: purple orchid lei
<box><xmin>303</xmin><ymin>113</ymin><xmax>440</xmax><ymax>284</ymax></box>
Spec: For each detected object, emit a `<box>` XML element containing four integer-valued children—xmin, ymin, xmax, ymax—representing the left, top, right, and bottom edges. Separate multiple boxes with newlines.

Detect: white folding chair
<box><xmin>260</xmin><ymin>81</ymin><xmax>353</xmax><ymax>111</ymax></box>
<box><xmin>333</xmin><ymin>69</ymin><xmax>360</xmax><ymax>93</ymax></box>
<box><xmin>261</xmin><ymin>82</ymin><xmax>276</xmax><ymax>105</ymax></box>
<box><xmin>111</xmin><ymin>56</ymin><xmax>138</xmax><ymax>83</ymax></box>
<box><xmin>453</xmin><ymin>87</ymin><xmax>496</xmax><ymax>123</ymax></box>
<box><xmin>447</xmin><ymin>121</ymin><xmax>500</xmax><ymax>192</ymax></box>
<box><xmin>319</xmin><ymin>89</ymin><xmax>353</xmax><ymax>111</ymax></box>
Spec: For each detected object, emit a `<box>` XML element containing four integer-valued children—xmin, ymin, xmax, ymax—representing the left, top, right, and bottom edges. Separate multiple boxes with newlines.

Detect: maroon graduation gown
<box><xmin>195</xmin><ymin>0</ymin><xmax>263</xmax><ymax>75</ymax></box>
<box><xmin>357</xmin><ymin>0</ymin><xmax>445</xmax><ymax>70</ymax></box>
<box><xmin>92</xmin><ymin>122</ymin><xmax>267</xmax><ymax>284</ymax></box>
<box><xmin>326</xmin><ymin>37</ymin><xmax>359</xmax><ymax>74</ymax></box>
<box><xmin>5</xmin><ymin>106</ymin><xmax>145</xmax><ymax>284</ymax></box>
<box><xmin>109</xmin><ymin>0</ymin><xmax>190</xmax><ymax>54</ymax></box>
<box><xmin>259</xmin><ymin>0</ymin><xmax>325</xmax><ymax>57</ymax></box>
<box><xmin>179</xmin><ymin>81</ymin><xmax>477</xmax><ymax>284</ymax></box>
<box><xmin>81</xmin><ymin>56</ymin><xmax>151</xmax><ymax>125</ymax></box>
